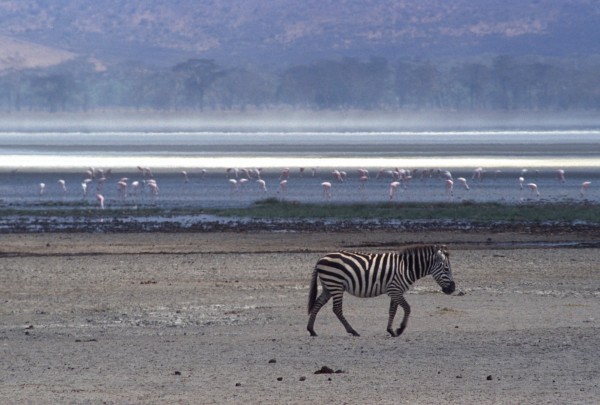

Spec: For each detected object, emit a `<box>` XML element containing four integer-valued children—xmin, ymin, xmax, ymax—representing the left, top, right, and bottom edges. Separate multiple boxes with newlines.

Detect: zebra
<box><xmin>307</xmin><ymin>244</ymin><xmax>455</xmax><ymax>337</ymax></box>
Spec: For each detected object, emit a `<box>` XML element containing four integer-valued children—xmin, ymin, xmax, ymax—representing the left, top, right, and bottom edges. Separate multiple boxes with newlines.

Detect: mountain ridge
<box><xmin>1</xmin><ymin>1</ymin><xmax>599</xmax><ymax>70</ymax></box>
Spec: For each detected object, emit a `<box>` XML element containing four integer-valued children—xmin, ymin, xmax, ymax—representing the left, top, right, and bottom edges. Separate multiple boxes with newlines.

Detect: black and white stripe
<box><xmin>307</xmin><ymin>244</ymin><xmax>455</xmax><ymax>337</ymax></box>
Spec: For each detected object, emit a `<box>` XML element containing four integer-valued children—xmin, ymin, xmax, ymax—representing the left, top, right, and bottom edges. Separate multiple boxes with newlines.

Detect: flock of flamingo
<box><xmin>32</xmin><ymin>164</ymin><xmax>595</xmax><ymax>210</ymax></box>
<box><xmin>38</xmin><ymin>166</ymin><xmax>161</xmax><ymax>209</ymax></box>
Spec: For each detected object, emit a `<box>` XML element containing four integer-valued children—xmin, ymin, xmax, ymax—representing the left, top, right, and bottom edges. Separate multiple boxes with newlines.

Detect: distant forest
<box><xmin>1</xmin><ymin>55</ymin><xmax>600</xmax><ymax>112</ymax></box>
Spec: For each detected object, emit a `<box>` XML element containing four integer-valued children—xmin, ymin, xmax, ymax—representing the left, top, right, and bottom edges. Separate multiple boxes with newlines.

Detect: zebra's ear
<box><xmin>437</xmin><ymin>245</ymin><xmax>449</xmax><ymax>256</ymax></box>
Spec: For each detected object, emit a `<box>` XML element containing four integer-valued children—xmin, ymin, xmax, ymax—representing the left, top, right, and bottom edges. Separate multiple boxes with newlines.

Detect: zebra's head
<box><xmin>431</xmin><ymin>245</ymin><xmax>455</xmax><ymax>295</ymax></box>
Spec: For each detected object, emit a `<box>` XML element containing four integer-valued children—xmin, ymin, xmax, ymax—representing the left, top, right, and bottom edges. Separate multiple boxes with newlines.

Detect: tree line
<box><xmin>1</xmin><ymin>55</ymin><xmax>599</xmax><ymax>112</ymax></box>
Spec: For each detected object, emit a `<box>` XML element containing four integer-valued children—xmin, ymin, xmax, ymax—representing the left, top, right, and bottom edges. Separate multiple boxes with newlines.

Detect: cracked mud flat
<box><xmin>1</xmin><ymin>230</ymin><xmax>599</xmax><ymax>404</ymax></box>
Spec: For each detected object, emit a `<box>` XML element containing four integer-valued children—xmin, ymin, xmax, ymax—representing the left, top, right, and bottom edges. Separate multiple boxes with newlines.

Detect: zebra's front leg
<box><xmin>332</xmin><ymin>293</ymin><xmax>360</xmax><ymax>337</ymax></box>
<box><xmin>394</xmin><ymin>295</ymin><xmax>411</xmax><ymax>337</ymax></box>
<box><xmin>307</xmin><ymin>289</ymin><xmax>331</xmax><ymax>337</ymax></box>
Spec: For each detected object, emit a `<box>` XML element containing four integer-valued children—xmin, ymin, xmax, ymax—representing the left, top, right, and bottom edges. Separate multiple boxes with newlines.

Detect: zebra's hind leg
<box><xmin>307</xmin><ymin>288</ymin><xmax>331</xmax><ymax>337</ymax></box>
<box><xmin>332</xmin><ymin>293</ymin><xmax>360</xmax><ymax>337</ymax></box>
<box><xmin>394</xmin><ymin>296</ymin><xmax>411</xmax><ymax>337</ymax></box>
<box><xmin>386</xmin><ymin>299</ymin><xmax>399</xmax><ymax>337</ymax></box>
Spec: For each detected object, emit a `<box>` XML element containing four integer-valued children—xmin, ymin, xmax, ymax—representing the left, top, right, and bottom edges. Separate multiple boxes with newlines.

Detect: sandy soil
<box><xmin>1</xmin><ymin>230</ymin><xmax>599</xmax><ymax>404</ymax></box>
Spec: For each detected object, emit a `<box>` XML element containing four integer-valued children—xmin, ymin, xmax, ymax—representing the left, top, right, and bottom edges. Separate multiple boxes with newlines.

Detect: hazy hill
<box><xmin>1</xmin><ymin>0</ymin><xmax>599</xmax><ymax>70</ymax></box>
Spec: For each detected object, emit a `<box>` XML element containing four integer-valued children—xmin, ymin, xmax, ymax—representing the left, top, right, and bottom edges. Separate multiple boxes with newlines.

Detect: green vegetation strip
<box><xmin>208</xmin><ymin>199</ymin><xmax>600</xmax><ymax>223</ymax></box>
<box><xmin>2</xmin><ymin>199</ymin><xmax>599</xmax><ymax>223</ymax></box>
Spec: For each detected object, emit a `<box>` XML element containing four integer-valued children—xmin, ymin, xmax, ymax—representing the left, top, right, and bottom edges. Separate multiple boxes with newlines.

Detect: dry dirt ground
<box><xmin>1</xmin><ymin>230</ymin><xmax>599</xmax><ymax>404</ymax></box>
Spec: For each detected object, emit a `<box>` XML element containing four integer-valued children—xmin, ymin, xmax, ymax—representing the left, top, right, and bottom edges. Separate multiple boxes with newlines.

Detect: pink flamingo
<box><xmin>388</xmin><ymin>181</ymin><xmax>401</xmax><ymax>200</ymax></box>
<box><xmin>357</xmin><ymin>168</ymin><xmax>369</xmax><ymax>179</ymax></box>
<box><xmin>130</xmin><ymin>181</ymin><xmax>140</xmax><ymax>197</ymax></box>
<box><xmin>445</xmin><ymin>179</ymin><xmax>454</xmax><ymax>196</ymax></box>
<box><xmin>117</xmin><ymin>178</ymin><xmax>128</xmax><ymax>199</ymax></box>
<box><xmin>181</xmin><ymin>171</ymin><xmax>190</xmax><ymax>183</ymax></box>
<box><xmin>137</xmin><ymin>166</ymin><xmax>153</xmax><ymax>178</ymax></box>
<box><xmin>256</xmin><ymin>179</ymin><xmax>267</xmax><ymax>194</ymax></box>
<box><xmin>81</xmin><ymin>179</ymin><xmax>92</xmax><ymax>197</ymax></box>
<box><xmin>248</xmin><ymin>168</ymin><xmax>262</xmax><ymax>179</ymax></box>
<box><xmin>228</xmin><ymin>179</ymin><xmax>238</xmax><ymax>193</ymax></box>
<box><xmin>556</xmin><ymin>169</ymin><xmax>566</xmax><ymax>183</ymax></box>
<box><xmin>518</xmin><ymin>177</ymin><xmax>525</xmax><ymax>190</ymax></box>
<box><xmin>527</xmin><ymin>183</ymin><xmax>540</xmax><ymax>196</ymax></box>
<box><xmin>96</xmin><ymin>193</ymin><xmax>105</xmax><ymax>209</ymax></box>
<box><xmin>280</xmin><ymin>168</ymin><xmax>290</xmax><ymax>180</ymax></box>
<box><xmin>358</xmin><ymin>175</ymin><xmax>369</xmax><ymax>190</ymax></box>
<box><xmin>441</xmin><ymin>170</ymin><xmax>453</xmax><ymax>181</ymax></box>
<box><xmin>456</xmin><ymin>177</ymin><xmax>469</xmax><ymax>190</ymax></box>
<box><xmin>472</xmin><ymin>167</ymin><xmax>484</xmax><ymax>181</ymax></box>
<box><xmin>38</xmin><ymin>182</ymin><xmax>46</xmax><ymax>197</ymax></box>
<box><xmin>332</xmin><ymin>170</ymin><xmax>344</xmax><ymax>182</ymax></box>
<box><xmin>57</xmin><ymin>179</ymin><xmax>67</xmax><ymax>195</ymax></box>
<box><xmin>321</xmin><ymin>182</ymin><xmax>332</xmax><ymax>200</ymax></box>
<box><xmin>278</xmin><ymin>180</ymin><xmax>288</xmax><ymax>194</ymax></box>
<box><xmin>580</xmin><ymin>181</ymin><xmax>591</xmax><ymax>197</ymax></box>
<box><xmin>146</xmin><ymin>179</ymin><xmax>159</xmax><ymax>196</ymax></box>
<box><xmin>376</xmin><ymin>169</ymin><xmax>394</xmax><ymax>179</ymax></box>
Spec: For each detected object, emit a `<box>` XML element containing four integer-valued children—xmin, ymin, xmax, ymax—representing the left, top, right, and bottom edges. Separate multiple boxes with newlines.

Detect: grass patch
<box><xmin>206</xmin><ymin>198</ymin><xmax>600</xmax><ymax>223</ymax></box>
<box><xmin>1</xmin><ymin>198</ymin><xmax>599</xmax><ymax>223</ymax></box>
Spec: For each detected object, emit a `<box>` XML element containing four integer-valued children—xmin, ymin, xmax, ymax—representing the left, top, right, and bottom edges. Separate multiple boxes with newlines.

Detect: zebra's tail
<box><xmin>307</xmin><ymin>266</ymin><xmax>319</xmax><ymax>315</ymax></box>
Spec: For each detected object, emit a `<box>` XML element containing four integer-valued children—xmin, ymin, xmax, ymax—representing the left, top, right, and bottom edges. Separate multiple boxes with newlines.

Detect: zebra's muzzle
<box><xmin>442</xmin><ymin>281</ymin><xmax>456</xmax><ymax>295</ymax></box>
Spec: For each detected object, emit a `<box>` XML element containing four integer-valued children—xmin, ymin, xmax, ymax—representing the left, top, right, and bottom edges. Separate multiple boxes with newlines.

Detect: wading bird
<box><xmin>456</xmin><ymin>177</ymin><xmax>470</xmax><ymax>190</ymax></box>
<box><xmin>96</xmin><ymin>193</ymin><xmax>105</xmax><ymax>209</ymax></box>
<box><xmin>580</xmin><ymin>181</ymin><xmax>591</xmax><ymax>197</ymax></box>
<box><xmin>57</xmin><ymin>179</ymin><xmax>67</xmax><ymax>195</ymax></box>
<box><xmin>321</xmin><ymin>182</ymin><xmax>332</xmax><ymax>200</ymax></box>
<box><xmin>527</xmin><ymin>183</ymin><xmax>540</xmax><ymax>196</ymax></box>
<box><xmin>445</xmin><ymin>179</ymin><xmax>454</xmax><ymax>196</ymax></box>
<box><xmin>389</xmin><ymin>181</ymin><xmax>401</xmax><ymax>200</ymax></box>
<box><xmin>256</xmin><ymin>179</ymin><xmax>267</xmax><ymax>194</ymax></box>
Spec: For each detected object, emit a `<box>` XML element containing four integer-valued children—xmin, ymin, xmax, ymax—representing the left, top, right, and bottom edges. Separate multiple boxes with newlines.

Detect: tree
<box><xmin>172</xmin><ymin>59</ymin><xmax>226</xmax><ymax>110</ymax></box>
<box><xmin>30</xmin><ymin>73</ymin><xmax>75</xmax><ymax>112</ymax></box>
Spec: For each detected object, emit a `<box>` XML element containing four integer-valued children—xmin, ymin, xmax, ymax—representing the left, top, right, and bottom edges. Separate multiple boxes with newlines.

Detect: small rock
<box><xmin>456</xmin><ymin>375</ymin><xmax>462</xmax><ymax>379</ymax></box>
<box><xmin>299</xmin><ymin>376</ymin><xmax>306</xmax><ymax>381</ymax></box>
<box><xmin>486</xmin><ymin>375</ymin><xmax>493</xmax><ymax>381</ymax></box>
<box><xmin>268</xmin><ymin>359</ymin><xmax>276</xmax><ymax>364</ymax></box>
<box><xmin>276</xmin><ymin>377</ymin><xmax>283</xmax><ymax>381</ymax></box>
<box><xmin>314</xmin><ymin>366</ymin><xmax>335</xmax><ymax>374</ymax></box>
<box><xmin>235</xmin><ymin>383</ymin><xmax>241</xmax><ymax>387</ymax></box>
<box><xmin>174</xmin><ymin>371</ymin><xmax>181</xmax><ymax>376</ymax></box>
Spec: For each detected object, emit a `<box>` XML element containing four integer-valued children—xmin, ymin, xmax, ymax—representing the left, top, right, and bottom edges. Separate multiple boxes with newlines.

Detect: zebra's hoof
<box><xmin>349</xmin><ymin>331</ymin><xmax>360</xmax><ymax>337</ymax></box>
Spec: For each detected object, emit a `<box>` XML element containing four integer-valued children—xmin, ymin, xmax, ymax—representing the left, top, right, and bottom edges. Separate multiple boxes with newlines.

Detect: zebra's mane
<box><xmin>339</xmin><ymin>244</ymin><xmax>448</xmax><ymax>257</ymax></box>
<box><xmin>399</xmin><ymin>244</ymin><xmax>448</xmax><ymax>256</ymax></box>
